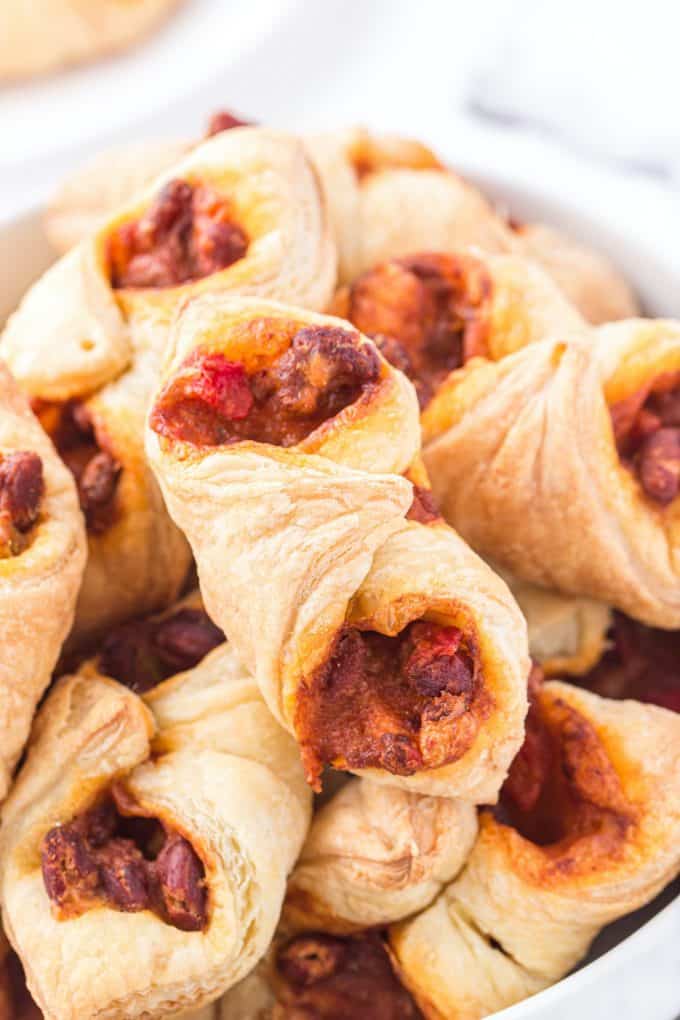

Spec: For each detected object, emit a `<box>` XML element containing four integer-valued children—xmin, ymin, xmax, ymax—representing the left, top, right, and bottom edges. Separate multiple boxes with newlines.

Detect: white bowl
<box><xmin>0</xmin><ymin>191</ymin><xmax>678</xmax><ymax>1020</ymax></box>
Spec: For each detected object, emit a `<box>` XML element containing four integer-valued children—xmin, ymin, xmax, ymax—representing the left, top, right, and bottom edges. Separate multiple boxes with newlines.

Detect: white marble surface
<box><xmin>1</xmin><ymin>3</ymin><xmax>679</xmax><ymax>1016</ymax></box>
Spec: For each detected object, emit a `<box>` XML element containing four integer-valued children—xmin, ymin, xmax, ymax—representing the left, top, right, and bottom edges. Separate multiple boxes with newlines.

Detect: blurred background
<box><xmin>1</xmin><ymin>1</ymin><xmax>678</xmax><ymax>1017</ymax></box>
<box><xmin>1</xmin><ymin>0</ymin><xmax>679</xmax><ymax>280</ymax></box>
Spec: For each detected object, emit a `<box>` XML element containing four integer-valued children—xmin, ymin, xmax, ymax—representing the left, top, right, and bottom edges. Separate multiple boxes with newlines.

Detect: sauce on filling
<box><xmin>108</xmin><ymin>178</ymin><xmax>249</xmax><ymax>289</ymax></box>
<box><xmin>575</xmin><ymin>612</ymin><xmax>680</xmax><ymax>713</ymax></box>
<box><xmin>345</xmin><ymin>253</ymin><xmax>492</xmax><ymax>408</ymax></box>
<box><xmin>609</xmin><ymin>371</ymin><xmax>680</xmax><ymax>505</ymax></box>
<box><xmin>150</xmin><ymin>324</ymin><xmax>381</xmax><ymax>448</ymax></box>
<box><xmin>275</xmin><ymin>931</ymin><xmax>424</xmax><ymax>1020</ymax></box>
<box><xmin>98</xmin><ymin>607</ymin><xmax>225</xmax><ymax>694</ymax></box>
<box><xmin>34</xmin><ymin>400</ymin><xmax>120</xmax><ymax>535</ymax></box>
<box><xmin>295</xmin><ymin>620</ymin><xmax>488</xmax><ymax>790</ymax></box>
<box><xmin>41</xmin><ymin>789</ymin><xmax>207</xmax><ymax>931</ymax></box>
<box><xmin>498</xmin><ymin>675</ymin><xmax>634</xmax><ymax>861</ymax></box>
<box><xmin>0</xmin><ymin>451</ymin><xmax>44</xmax><ymax>558</ymax></box>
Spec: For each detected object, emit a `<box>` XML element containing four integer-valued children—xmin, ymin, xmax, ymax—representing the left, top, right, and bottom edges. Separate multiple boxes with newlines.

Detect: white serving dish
<box><xmin>0</xmin><ymin>183</ymin><xmax>678</xmax><ymax>1020</ymax></box>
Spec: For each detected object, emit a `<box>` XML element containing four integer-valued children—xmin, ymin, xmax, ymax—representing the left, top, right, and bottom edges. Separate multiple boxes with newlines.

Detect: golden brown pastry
<box><xmin>46</xmin><ymin>140</ymin><xmax>192</xmax><ymax>254</ymax></box>
<box><xmin>500</xmin><ymin>573</ymin><xmax>613</xmax><ymax>677</ymax></box>
<box><xmin>0</xmin><ymin>361</ymin><xmax>86</xmax><ymax>801</ymax></box>
<box><xmin>4</xmin><ymin>127</ymin><xmax>336</xmax><ymax>643</ymax></box>
<box><xmin>423</xmin><ymin>320</ymin><xmax>680</xmax><ymax>628</ymax></box>
<box><xmin>390</xmin><ymin>679</ymin><xmax>680</xmax><ymax>1018</ymax></box>
<box><xmin>333</xmin><ymin>248</ymin><xmax>586</xmax><ymax>408</ymax></box>
<box><xmin>0</xmin><ymin>0</ymin><xmax>184</xmax><ymax>80</ymax></box>
<box><xmin>145</xmin><ymin>295</ymin><xmax>530</xmax><ymax>797</ymax></box>
<box><xmin>512</xmin><ymin>221</ymin><xmax>639</xmax><ymax>325</ymax></box>
<box><xmin>0</xmin><ymin>603</ymin><xmax>311</xmax><ymax>1019</ymax></box>
<box><xmin>284</xmin><ymin>777</ymin><xmax>477</xmax><ymax>934</ymax></box>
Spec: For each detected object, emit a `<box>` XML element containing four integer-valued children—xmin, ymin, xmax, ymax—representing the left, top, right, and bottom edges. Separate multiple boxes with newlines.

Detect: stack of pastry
<box><xmin>0</xmin><ymin>120</ymin><xmax>677</xmax><ymax>1020</ymax></box>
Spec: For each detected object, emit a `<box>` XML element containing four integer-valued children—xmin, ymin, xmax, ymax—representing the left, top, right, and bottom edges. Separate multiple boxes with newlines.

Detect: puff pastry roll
<box><xmin>424</xmin><ymin>322</ymin><xmax>680</xmax><ymax>627</ymax></box>
<box><xmin>285</xmin><ymin>777</ymin><xmax>477</xmax><ymax>934</ymax></box>
<box><xmin>0</xmin><ymin>608</ymin><xmax>311</xmax><ymax>1019</ymax></box>
<box><xmin>45</xmin><ymin>111</ymin><xmax>252</xmax><ymax>254</ymax></box>
<box><xmin>146</xmin><ymin>295</ymin><xmax>529</xmax><ymax>796</ymax></box>
<box><xmin>4</xmin><ymin>128</ymin><xmax>336</xmax><ymax>643</ymax></box>
<box><xmin>511</xmin><ymin>221</ymin><xmax>639</xmax><ymax>325</ymax></box>
<box><xmin>390</xmin><ymin>679</ymin><xmax>680</xmax><ymax>1018</ymax></box>
<box><xmin>500</xmin><ymin>574</ymin><xmax>613</xmax><ymax>678</ymax></box>
<box><xmin>0</xmin><ymin>0</ymin><xmax>183</xmax><ymax>80</ymax></box>
<box><xmin>333</xmin><ymin>249</ymin><xmax>586</xmax><ymax>408</ymax></box>
<box><xmin>0</xmin><ymin>361</ymin><xmax>86</xmax><ymax>801</ymax></box>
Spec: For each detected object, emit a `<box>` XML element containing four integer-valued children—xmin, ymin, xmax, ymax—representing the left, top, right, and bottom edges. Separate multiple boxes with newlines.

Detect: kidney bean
<box><xmin>156</xmin><ymin>833</ymin><xmax>207</xmax><ymax>931</ymax></box>
<box><xmin>638</xmin><ymin>428</ymin><xmax>680</xmax><ymax>504</ymax></box>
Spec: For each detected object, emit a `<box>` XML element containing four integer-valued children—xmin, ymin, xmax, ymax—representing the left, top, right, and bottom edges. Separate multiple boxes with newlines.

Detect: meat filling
<box><xmin>0</xmin><ymin>451</ymin><xmax>44</xmax><ymax>557</ymax></box>
<box><xmin>150</xmin><ymin>324</ymin><xmax>381</xmax><ymax>448</ymax></box>
<box><xmin>275</xmin><ymin>932</ymin><xmax>424</xmax><ymax>1020</ymax></box>
<box><xmin>575</xmin><ymin>612</ymin><xmax>680</xmax><ymax>713</ymax></box>
<box><xmin>295</xmin><ymin>620</ymin><xmax>487</xmax><ymax>790</ymax></box>
<box><xmin>346</xmin><ymin>253</ymin><xmax>492</xmax><ymax>407</ymax></box>
<box><xmin>41</xmin><ymin>790</ymin><xmax>207</xmax><ymax>931</ymax></box>
<box><xmin>36</xmin><ymin>400</ymin><xmax>120</xmax><ymax>534</ymax></box>
<box><xmin>499</xmin><ymin>677</ymin><xmax>633</xmax><ymax>858</ymax></box>
<box><xmin>610</xmin><ymin>371</ymin><xmax>680</xmax><ymax>505</ymax></box>
<box><xmin>98</xmin><ymin>607</ymin><xmax>225</xmax><ymax>694</ymax></box>
<box><xmin>108</xmin><ymin>178</ymin><xmax>249</xmax><ymax>289</ymax></box>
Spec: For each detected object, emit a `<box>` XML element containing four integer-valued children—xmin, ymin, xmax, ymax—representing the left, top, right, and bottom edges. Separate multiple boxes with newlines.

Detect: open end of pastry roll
<box><xmin>497</xmin><ymin>674</ymin><xmax>635</xmax><ymax>857</ymax></box>
<box><xmin>334</xmin><ymin>249</ymin><xmax>587</xmax><ymax>412</ymax></box>
<box><xmin>149</xmin><ymin>318</ymin><xmax>384</xmax><ymax>450</ymax></box>
<box><xmin>574</xmin><ymin>611</ymin><xmax>680</xmax><ymax>712</ymax></box>
<box><xmin>295</xmin><ymin>616</ymin><xmax>490</xmax><ymax>788</ymax></box>
<box><xmin>270</xmin><ymin>930</ymin><xmax>424</xmax><ymax>1020</ymax></box>
<box><xmin>41</xmin><ymin>782</ymin><xmax>208</xmax><ymax>932</ymax></box>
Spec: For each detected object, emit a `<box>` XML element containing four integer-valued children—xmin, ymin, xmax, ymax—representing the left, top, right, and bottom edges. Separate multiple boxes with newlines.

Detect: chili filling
<box><xmin>34</xmin><ymin>400</ymin><xmax>120</xmax><ymax>535</ymax></box>
<box><xmin>150</xmin><ymin>325</ymin><xmax>381</xmax><ymax>448</ymax></box>
<box><xmin>0</xmin><ymin>451</ymin><xmax>44</xmax><ymax>558</ymax></box>
<box><xmin>98</xmin><ymin>607</ymin><xmax>225</xmax><ymax>694</ymax></box>
<box><xmin>275</xmin><ymin>932</ymin><xmax>424</xmax><ymax>1020</ymax></box>
<box><xmin>206</xmin><ymin>109</ymin><xmax>253</xmax><ymax>136</ymax></box>
<box><xmin>41</xmin><ymin>788</ymin><xmax>207</xmax><ymax>931</ymax></box>
<box><xmin>498</xmin><ymin>677</ymin><xmax>633</xmax><ymax>859</ymax></box>
<box><xmin>0</xmin><ymin>949</ymin><xmax>40</xmax><ymax>1020</ymax></box>
<box><xmin>406</xmin><ymin>484</ymin><xmax>440</xmax><ymax>524</ymax></box>
<box><xmin>345</xmin><ymin>253</ymin><xmax>492</xmax><ymax>408</ymax></box>
<box><xmin>295</xmin><ymin>620</ymin><xmax>488</xmax><ymax>790</ymax></box>
<box><xmin>610</xmin><ymin>371</ymin><xmax>680</xmax><ymax>505</ymax></box>
<box><xmin>108</xmin><ymin>178</ymin><xmax>249</xmax><ymax>289</ymax></box>
<box><xmin>575</xmin><ymin>612</ymin><xmax>680</xmax><ymax>713</ymax></box>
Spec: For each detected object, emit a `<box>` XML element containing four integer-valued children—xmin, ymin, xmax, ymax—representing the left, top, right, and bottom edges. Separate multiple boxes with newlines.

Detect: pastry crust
<box><xmin>0</xmin><ymin>361</ymin><xmax>86</xmax><ymax>801</ymax></box>
<box><xmin>0</xmin><ymin>638</ymin><xmax>311</xmax><ymax>1019</ymax></box>
<box><xmin>4</xmin><ymin>128</ymin><xmax>336</xmax><ymax>643</ymax></box>
<box><xmin>390</xmin><ymin>681</ymin><xmax>680</xmax><ymax>1017</ymax></box>
<box><xmin>499</xmin><ymin>572</ymin><xmax>613</xmax><ymax>677</ymax></box>
<box><xmin>146</xmin><ymin>295</ymin><xmax>529</xmax><ymax>797</ymax></box>
<box><xmin>0</xmin><ymin>0</ymin><xmax>184</xmax><ymax>81</ymax></box>
<box><xmin>423</xmin><ymin>324</ymin><xmax>680</xmax><ymax>627</ymax></box>
<box><xmin>284</xmin><ymin>777</ymin><xmax>477</xmax><ymax>934</ymax></box>
<box><xmin>514</xmin><ymin>222</ymin><xmax>639</xmax><ymax>325</ymax></box>
<box><xmin>46</xmin><ymin>140</ymin><xmax>191</xmax><ymax>253</ymax></box>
